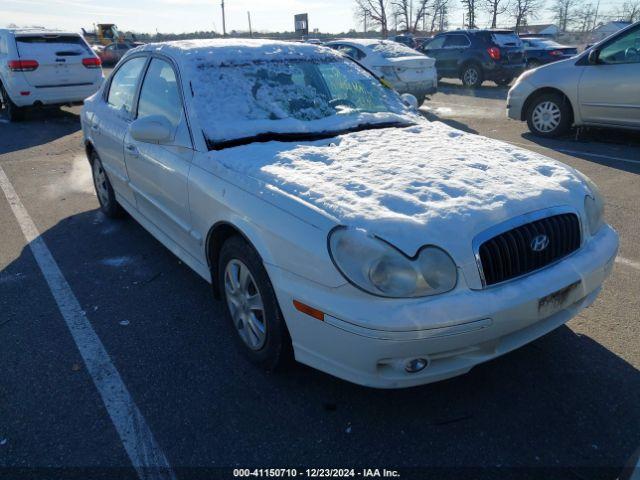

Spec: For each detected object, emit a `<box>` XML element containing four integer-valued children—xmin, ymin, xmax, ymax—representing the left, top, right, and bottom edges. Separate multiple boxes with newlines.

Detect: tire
<box><xmin>526</xmin><ymin>92</ymin><xmax>573</xmax><ymax>138</ymax></box>
<box><xmin>495</xmin><ymin>77</ymin><xmax>513</xmax><ymax>87</ymax></box>
<box><xmin>461</xmin><ymin>64</ymin><xmax>484</xmax><ymax>88</ymax></box>
<box><xmin>0</xmin><ymin>83</ymin><xmax>25</xmax><ymax>122</ymax></box>
<box><xmin>218</xmin><ymin>236</ymin><xmax>292</xmax><ymax>371</ymax></box>
<box><xmin>90</xmin><ymin>150</ymin><xmax>125</xmax><ymax>218</ymax></box>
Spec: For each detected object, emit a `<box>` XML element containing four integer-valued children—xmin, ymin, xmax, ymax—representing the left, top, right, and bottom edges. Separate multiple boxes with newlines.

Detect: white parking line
<box><xmin>0</xmin><ymin>166</ymin><xmax>175</xmax><ymax>480</ymax></box>
<box><xmin>617</xmin><ymin>256</ymin><xmax>640</xmax><ymax>271</ymax></box>
<box><xmin>507</xmin><ymin>140</ymin><xmax>640</xmax><ymax>165</ymax></box>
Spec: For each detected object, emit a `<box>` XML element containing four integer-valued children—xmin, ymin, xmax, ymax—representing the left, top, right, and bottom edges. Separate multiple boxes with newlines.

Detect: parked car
<box><xmin>98</xmin><ymin>42</ymin><xmax>140</xmax><ymax>66</ymax></box>
<box><xmin>421</xmin><ymin>29</ymin><xmax>526</xmax><ymax>87</ymax></box>
<box><xmin>522</xmin><ymin>37</ymin><xmax>578</xmax><ymax>68</ymax></box>
<box><xmin>82</xmin><ymin>39</ymin><xmax>618</xmax><ymax>389</ymax></box>
<box><xmin>508</xmin><ymin>21</ymin><xmax>640</xmax><ymax>137</ymax></box>
<box><xmin>393</xmin><ymin>34</ymin><xmax>417</xmax><ymax>49</ymax></box>
<box><xmin>0</xmin><ymin>28</ymin><xmax>103</xmax><ymax>121</ymax></box>
<box><xmin>326</xmin><ymin>39</ymin><xmax>437</xmax><ymax>104</ymax></box>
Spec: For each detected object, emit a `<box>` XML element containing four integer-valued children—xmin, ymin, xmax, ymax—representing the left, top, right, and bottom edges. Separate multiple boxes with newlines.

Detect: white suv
<box><xmin>0</xmin><ymin>28</ymin><xmax>103</xmax><ymax>121</ymax></box>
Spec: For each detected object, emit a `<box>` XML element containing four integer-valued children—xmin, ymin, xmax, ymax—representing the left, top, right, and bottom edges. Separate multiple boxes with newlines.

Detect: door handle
<box><xmin>125</xmin><ymin>144</ymin><xmax>140</xmax><ymax>156</ymax></box>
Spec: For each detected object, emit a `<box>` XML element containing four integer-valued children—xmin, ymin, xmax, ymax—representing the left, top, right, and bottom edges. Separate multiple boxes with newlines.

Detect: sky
<box><xmin>1</xmin><ymin>0</ymin><xmax>629</xmax><ymax>35</ymax></box>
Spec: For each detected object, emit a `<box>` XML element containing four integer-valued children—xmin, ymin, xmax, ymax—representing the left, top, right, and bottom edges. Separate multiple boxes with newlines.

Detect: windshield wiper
<box><xmin>206</xmin><ymin>121</ymin><xmax>413</xmax><ymax>151</ymax></box>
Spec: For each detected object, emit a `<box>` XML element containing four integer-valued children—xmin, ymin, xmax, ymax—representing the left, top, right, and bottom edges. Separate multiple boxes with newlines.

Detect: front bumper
<box><xmin>269</xmin><ymin>225</ymin><xmax>619</xmax><ymax>388</ymax></box>
<box><xmin>506</xmin><ymin>79</ymin><xmax>536</xmax><ymax>121</ymax></box>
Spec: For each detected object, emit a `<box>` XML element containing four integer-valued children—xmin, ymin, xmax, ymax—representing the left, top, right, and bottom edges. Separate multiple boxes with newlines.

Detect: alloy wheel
<box><xmin>463</xmin><ymin>68</ymin><xmax>479</xmax><ymax>86</ymax></box>
<box><xmin>224</xmin><ymin>259</ymin><xmax>267</xmax><ymax>351</ymax></box>
<box><xmin>92</xmin><ymin>160</ymin><xmax>110</xmax><ymax>207</ymax></box>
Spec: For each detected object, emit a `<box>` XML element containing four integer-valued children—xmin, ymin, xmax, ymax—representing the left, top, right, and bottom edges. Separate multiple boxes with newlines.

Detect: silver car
<box><xmin>508</xmin><ymin>21</ymin><xmax>640</xmax><ymax>137</ymax></box>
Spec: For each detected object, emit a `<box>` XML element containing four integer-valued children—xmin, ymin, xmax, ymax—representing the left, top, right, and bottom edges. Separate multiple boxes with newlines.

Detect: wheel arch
<box><xmin>205</xmin><ymin>221</ymin><xmax>266</xmax><ymax>299</ymax></box>
<box><xmin>522</xmin><ymin>87</ymin><xmax>575</xmax><ymax>123</ymax></box>
<box><xmin>84</xmin><ymin>140</ymin><xmax>97</xmax><ymax>165</ymax></box>
<box><xmin>459</xmin><ymin>59</ymin><xmax>483</xmax><ymax>78</ymax></box>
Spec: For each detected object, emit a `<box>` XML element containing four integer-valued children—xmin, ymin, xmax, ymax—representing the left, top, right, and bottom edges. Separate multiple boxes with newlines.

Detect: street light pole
<box><xmin>247</xmin><ymin>11</ymin><xmax>252</xmax><ymax>37</ymax></box>
<box><xmin>221</xmin><ymin>0</ymin><xmax>227</xmax><ymax>36</ymax></box>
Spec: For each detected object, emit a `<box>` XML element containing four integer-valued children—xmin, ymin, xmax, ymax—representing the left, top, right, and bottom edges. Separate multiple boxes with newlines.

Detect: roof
<box><xmin>595</xmin><ymin>21</ymin><xmax>632</xmax><ymax>30</ymax></box>
<box><xmin>514</xmin><ymin>24</ymin><xmax>558</xmax><ymax>33</ymax></box>
<box><xmin>0</xmin><ymin>28</ymin><xmax>80</xmax><ymax>36</ymax></box>
<box><xmin>326</xmin><ymin>38</ymin><xmax>391</xmax><ymax>47</ymax></box>
<box><xmin>133</xmin><ymin>38</ymin><xmax>338</xmax><ymax>66</ymax></box>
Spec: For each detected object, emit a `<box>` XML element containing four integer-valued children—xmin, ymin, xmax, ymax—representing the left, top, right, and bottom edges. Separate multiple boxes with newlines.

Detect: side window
<box><xmin>0</xmin><ymin>35</ymin><xmax>6</xmax><ymax>55</ymax></box>
<box><xmin>107</xmin><ymin>56</ymin><xmax>147</xmax><ymax>113</ymax></box>
<box><xmin>444</xmin><ymin>35</ymin><xmax>470</xmax><ymax>48</ymax></box>
<box><xmin>424</xmin><ymin>36</ymin><xmax>445</xmax><ymax>50</ymax></box>
<box><xmin>137</xmin><ymin>58</ymin><xmax>183</xmax><ymax>130</ymax></box>
<box><xmin>353</xmin><ymin>47</ymin><xmax>367</xmax><ymax>60</ymax></box>
<box><xmin>599</xmin><ymin>26</ymin><xmax>640</xmax><ymax>65</ymax></box>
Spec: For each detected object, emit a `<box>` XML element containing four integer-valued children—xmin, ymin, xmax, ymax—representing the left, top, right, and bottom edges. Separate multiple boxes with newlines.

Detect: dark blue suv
<box><xmin>421</xmin><ymin>30</ymin><xmax>526</xmax><ymax>88</ymax></box>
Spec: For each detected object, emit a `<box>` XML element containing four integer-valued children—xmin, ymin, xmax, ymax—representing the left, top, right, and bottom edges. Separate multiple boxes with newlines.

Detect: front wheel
<box><xmin>461</xmin><ymin>65</ymin><xmax>483</xmax><ymax>88</ymax></box>
<box><xmin>526</xmin><ymin>93</ymin><xmax>572</xmax><ymax>138</ymax></box>
<box><xmin>219</xmin><ymin>236</ymin><xmax>292</xmax><ymax>371</ymax></box>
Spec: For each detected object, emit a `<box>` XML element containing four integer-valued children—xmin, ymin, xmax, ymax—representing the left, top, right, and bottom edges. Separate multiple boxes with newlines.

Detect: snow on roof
<box><xmin>136</xmin><ymin>38</ymin><xmax>338</xmax><ymax>67</ymax></box>
<box><xmin>214</xmin><ymin>120</ymin><xmax>583</xmax><ymax>256</ymax></box>
<box><xmin>1</xmin><ymin>28</ymin><xmax>80</xmax><ymax>36</ymax></box>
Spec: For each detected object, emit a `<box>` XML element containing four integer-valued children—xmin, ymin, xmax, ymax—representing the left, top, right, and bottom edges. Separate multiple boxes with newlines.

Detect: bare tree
<box><xmin>390</xmin><ymin>0</ymin><xmax>435</xmax><ymax>33</ymax></box>
<box><xmin>511</xmin><ymin>0</ymin><xmax>543</xmax><ymax>32</ymax></box>
<box><xmin>355</xmin><ymin>0</ymin><xmax>391</xmax><ymax>36</ymax></box>
<box><xmin>575</xmin><ymin>3</ymin><xmax>597</xmax><ymax>33</ymax></box>
<box><xmin>483</xmin><ymin>0</ymin><xmax>511</xmax><ymax>28</ymax></box>
<box><xmin>551</xmin><ymin>0</ymin><xmax>578</xmax><ymax>32</ymax></box>
<box><xmin>617</xmin><ymin>0</ymin><xmax>640</xmax><ymax>22</ymax></box>
<box><xmin>430</xmin><ymin>0</ymin><xmax>451</xmax><ymax>32</ymax></box>
<box><xmin>461</xmin><ymin>0</ymin><xmax>479</xmax><ymax>28</ymax></box>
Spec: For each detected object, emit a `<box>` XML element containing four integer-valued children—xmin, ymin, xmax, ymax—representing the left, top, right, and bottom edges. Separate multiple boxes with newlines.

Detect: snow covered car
<box><xmin>81</xmin><ymin>40</ymin><xmax>618</xmax><ymax>388</ymax></box>
<box><xmin>326</xmin><ymin>39</ymin><xmax>437</xmax><ymax>104</ymax></box>
<box><xmin>0</xmin><ymin>28</ymin><xmax>103</xmax><ymax>121</ymax></box>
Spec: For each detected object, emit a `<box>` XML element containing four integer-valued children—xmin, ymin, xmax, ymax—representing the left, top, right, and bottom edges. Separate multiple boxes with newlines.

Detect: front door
<box><xmin>579</xmin><ymin>24</ymin><xmax>640</xmax><ymax>127</ymax></box>
<box><xmin>124</xmin><ymin>57</ymin><xmax>198</xmax><ymax>258</ymax></box>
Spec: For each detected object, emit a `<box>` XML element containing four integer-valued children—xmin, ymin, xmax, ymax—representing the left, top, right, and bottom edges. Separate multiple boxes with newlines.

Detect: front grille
<box><xmin>478</xmin><ymin>213</ymin><xmax>581</xmax><ymax>286</ymax></box>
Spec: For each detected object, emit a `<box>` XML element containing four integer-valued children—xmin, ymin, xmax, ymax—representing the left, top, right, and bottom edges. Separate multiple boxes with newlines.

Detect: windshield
<box><xmin>372</xmin><ymin>41</ymin><xmax>420</xmax><ymax>58</ymax></box>
<box><xmin>531</xmin><ymin>39</ymin><xmax>563</xmax><ymax>48</ymax></box>
<box><xmin>191</xmin><ymin>57</ymin><xmax>414</xmax><ymax>147</ymax></box>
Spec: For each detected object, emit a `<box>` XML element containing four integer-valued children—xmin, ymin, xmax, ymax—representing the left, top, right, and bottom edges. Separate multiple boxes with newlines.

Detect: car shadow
<box><xmin>421</xmin><ymin>109</ymin><xmax>479</xmax><ymax>135</ymax></box>
<box><xmin>2</xmin><ymin>206</ymin><xmax>637</xmax><ymax>475</ymax></box>
<box><xmin>437</xmin><ymin>80</ymin><xmax>510</xmax><ymax>101</ymax></box>
<box><xmin>523</xmin><ymin>129</ymin><xmax>640</xmax><ymax>175</ymax></box>
<box><xmin>0</xmin><ymin>108</ymin><xmax>81</xmax><ymax>155</ymax></box>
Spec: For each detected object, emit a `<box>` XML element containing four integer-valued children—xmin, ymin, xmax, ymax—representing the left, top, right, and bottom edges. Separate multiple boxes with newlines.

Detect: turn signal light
<box><xmin>8</xmin><ymin>60</ymin><xmax>39</xmax><ymax>72</ymax></box>
<box><xmin>293</xmin><ymin>300</ymin><xmax>324</xmax><ymax>321</ymax></box>
<box><xmin>82</xmin><ymin>57</ymin><xmax>102</xmax><ymax>68</ymax></box>
<box><xmin>487</xmin><ymin>47</ymin><xmax>501</xmax><ymax>61</ymax></box>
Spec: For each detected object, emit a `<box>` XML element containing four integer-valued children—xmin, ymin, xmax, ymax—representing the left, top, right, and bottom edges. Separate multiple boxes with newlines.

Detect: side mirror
<box><xmin>129</xmin><ymin>115</ymin><xmax>173</xmax><ymax>144</ymax></box>
<box><xmin>588</xmin><ymin>49</ymin><xmax>600</xmax><ymax>65</ymax></box>
<box><xmin>401</xmin><ymin>93</ymin><xmax>419</xmax><ymax>110</ymax></box>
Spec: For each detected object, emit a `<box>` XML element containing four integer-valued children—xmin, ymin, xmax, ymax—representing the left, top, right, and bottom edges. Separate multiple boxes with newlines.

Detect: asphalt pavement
<box><xmin>0</xmin><ymin>79</ymin><xmax>639</xmax><ymax>480</ymax></box>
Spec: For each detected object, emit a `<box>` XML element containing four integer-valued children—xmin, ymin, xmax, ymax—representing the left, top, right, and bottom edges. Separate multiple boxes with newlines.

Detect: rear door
<box><xmin>579</xmin><ymin>24</ymin><xmax>640</xmax><ymax>127</ymax></box>
<box><xmin>91</xmin><ymin>55</ymin><xmax>148</xmax><ymax>207</ymax></box>
<box><xmin>441</xmin><ymin>34</ymin><xmax>471</xmax><ymax>73</ymax></box>
<box><xmin>14</xmin><ymin>34</ymin><xmax>100</xmax><ymax>87</ymax></box>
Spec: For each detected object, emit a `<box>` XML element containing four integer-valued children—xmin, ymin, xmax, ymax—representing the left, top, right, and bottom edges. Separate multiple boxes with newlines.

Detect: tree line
<box><xmin>354</xmin><ymin>0</ymin><xmax>640</xmax><ymax>36</ymax></box>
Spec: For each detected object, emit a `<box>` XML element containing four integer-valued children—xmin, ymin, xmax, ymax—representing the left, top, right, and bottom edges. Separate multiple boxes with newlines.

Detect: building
<box><xmin>513</xmin><ymin>24</ymin><xmax>560</xmax><ymax>38</ymax></box>
<box><xmin>590</xmin><ymin>21</ymin><xmax>632</xmax><ymax>42</ymax></box>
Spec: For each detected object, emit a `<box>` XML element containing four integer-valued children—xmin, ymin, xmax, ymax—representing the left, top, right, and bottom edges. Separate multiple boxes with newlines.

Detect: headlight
<box><xmin>574</xmin><ymin>170</ymin><xmax>605</xmax><ymax>235</ymax></box>
<box><xmin>328</xmin><ymin>227</ymin><xmax>457</xmax><ymax>298</ymax></box>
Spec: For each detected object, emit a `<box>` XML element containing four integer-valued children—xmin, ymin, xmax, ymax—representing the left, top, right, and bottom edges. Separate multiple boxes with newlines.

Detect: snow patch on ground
<box><xmin>101</xmin><ymin>256</ymin><xmax>135</xmax><ymax>268</ymax></box>
<box><xmin>45</xmin><ymin>155</ymin><xmax>94</xmax><ymax>199</ymax></box>
<box><xmin>214</xmin><ymin>120</ymin><xmax>586</xmax><ymax>254</ymax></box>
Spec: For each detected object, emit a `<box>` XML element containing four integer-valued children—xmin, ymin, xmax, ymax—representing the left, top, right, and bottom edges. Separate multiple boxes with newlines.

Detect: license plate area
<box><xmin>538</xmin><ymin>281</ymin><xmax>581</xmax><ymax>318</ymax></box>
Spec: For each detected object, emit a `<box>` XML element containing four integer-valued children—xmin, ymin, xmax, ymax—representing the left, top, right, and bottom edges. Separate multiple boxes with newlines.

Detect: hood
<box><xmin>214</xmin><ymin>120</ymin><xmax>587</xmax><ymax>269</ymax></box>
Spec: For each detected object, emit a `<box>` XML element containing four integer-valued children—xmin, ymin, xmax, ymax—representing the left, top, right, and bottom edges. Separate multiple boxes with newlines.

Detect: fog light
<box><xmin>405</xmin><ymin>358</ymin><xmax>429</xmax><ymax>373</ymax></box>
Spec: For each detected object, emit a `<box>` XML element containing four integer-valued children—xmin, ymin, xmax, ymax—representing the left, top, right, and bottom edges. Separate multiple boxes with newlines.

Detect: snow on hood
<box><xmin>214</xmin><ymin>120</ymin><xmax>586</xmax><ymax>257</ymax></box>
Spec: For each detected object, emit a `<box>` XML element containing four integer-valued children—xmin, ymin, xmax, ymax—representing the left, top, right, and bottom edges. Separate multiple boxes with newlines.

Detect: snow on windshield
<box><xmin>371</xmin><ymin>41</ymin><xmax>421</xmax><ymax>58</ymax></box>
<box><xmin>182</xmin><ymin>42</ymin><xmax>415</xmax><ymax>146</ymax></box>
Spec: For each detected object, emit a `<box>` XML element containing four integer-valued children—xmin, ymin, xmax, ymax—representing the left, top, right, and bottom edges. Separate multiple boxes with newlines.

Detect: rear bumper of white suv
<box><xmin>5</xmin><ymin>76</ymin><xmax>102</xmax><ymax>107</ymax></box>
<box><xmin>270</xmin><ymin>225</ymin><xmax>618</xmax><ymax>389</ymax></box>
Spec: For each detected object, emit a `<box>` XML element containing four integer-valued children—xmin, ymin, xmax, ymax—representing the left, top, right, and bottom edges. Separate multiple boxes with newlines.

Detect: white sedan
<box><xmin>326</xmin><ymin>39</ymin><xmax>437</xmax><ymax>104</ymax></box>
<box><xmin>81</xmin><ymin>40</ymin><xmax>618</xmax><ymax>388</ymax></box>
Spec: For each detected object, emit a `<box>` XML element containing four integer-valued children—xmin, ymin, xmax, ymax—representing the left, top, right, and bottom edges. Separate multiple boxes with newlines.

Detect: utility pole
<box><xmin>364</xmin><ymin>9</ymin><xmax>368</xmax><ymax>33</ymax></box>
<box><xmin>247</xmin><ymin>11</ymin><xmax>252</xmax><ymax>37</ymax></box>
<box><xmin>221</xmin><ymin>0</ymin><xmax>227</xmax><ymax>36</ymax></box>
